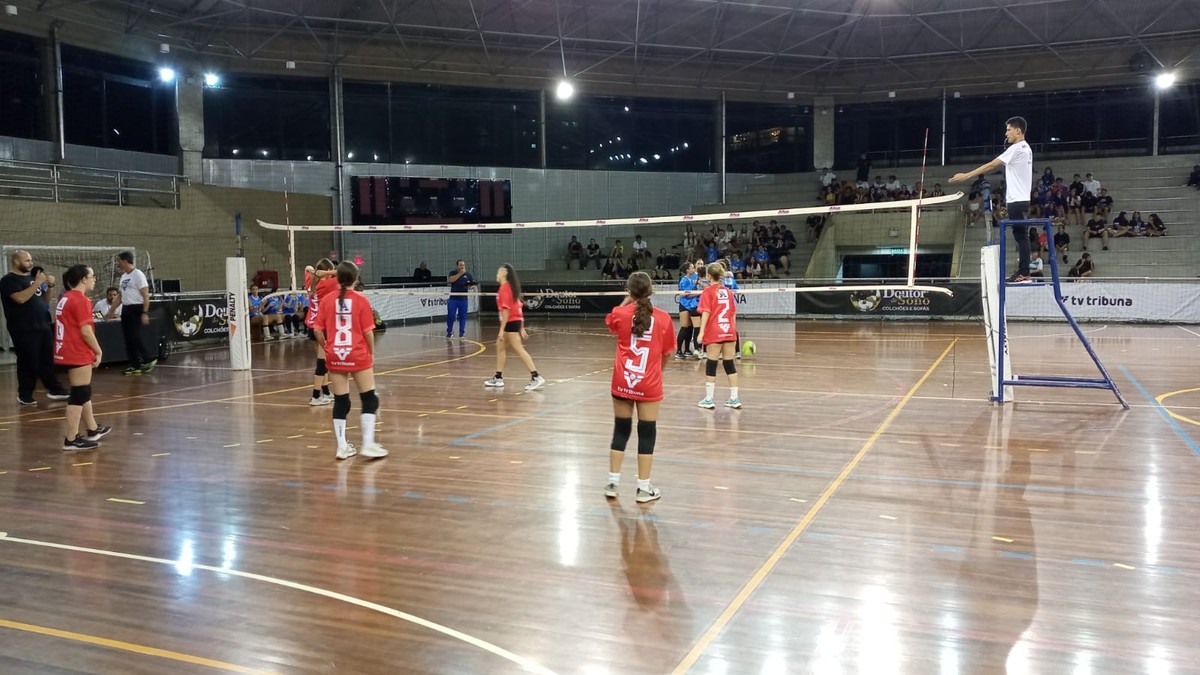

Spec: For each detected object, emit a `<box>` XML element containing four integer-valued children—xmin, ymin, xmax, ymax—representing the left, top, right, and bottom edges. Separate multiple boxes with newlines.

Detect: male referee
<box><xmin>446</xmin><ymin>259</ymin><xmax>475</xmax><ymax>338</ymax></box>
<box><xmin>950</xmin><ymin>116</ymin><xmax>1034</xmax><ymax>282</ymax></box>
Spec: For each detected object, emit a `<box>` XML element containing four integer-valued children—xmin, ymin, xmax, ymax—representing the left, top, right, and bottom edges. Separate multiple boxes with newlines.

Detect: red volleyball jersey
<box><xmin>54</xmin><ymin>289</ymin><xmax>96</xmax><ymax>367</ymax></box>
<box><xmin>316</xmin><ymin>289</ymin><xmax>375</xmax><ymax>371</ymax></box>
<box><xmin>606</xmin><ymin>303</ymin><xmax>676</xmax><ymax>401</ymax></box>
<box><xmin>497</xmin><ymin>283</ymin><xmax>524</xmax><ymax>322</ymax></box>
<box><xmin>698</xmin><ymin>284</ymin><xmax>738</xmax><ymax>344</ymax></box>
<box><xmin>305</xmin><ymin>276</ymin><xmax>339</xmax><ymax>328</ymax></box>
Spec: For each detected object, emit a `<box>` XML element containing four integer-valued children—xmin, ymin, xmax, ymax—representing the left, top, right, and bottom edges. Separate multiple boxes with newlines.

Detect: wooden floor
<box><xmin>1</xmin><ymin>318</ymin><xmax>1198</xmax><ymax>674</ymax></box>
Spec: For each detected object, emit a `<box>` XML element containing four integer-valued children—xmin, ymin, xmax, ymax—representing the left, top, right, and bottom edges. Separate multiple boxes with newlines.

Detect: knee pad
<box><xmin>359</xmin><ymin>389</ymin><xmax>379</xmax><ymax>415</ymax></box>
<box><xmin>636</xmin><ymin>420</ymin><xmax>657</xmax><ymax>455</ymax></box>
<box><xmin>610</xmin><ymin>417</ymin><xmax>633</xmax><ymax>452</ymax></box>
<box><xmin>314</xmin><ymin>359</ymin><xmax>328</xmax><ymax>376</ymax></box>
<box><xmin>68</xmin><ymin>384</ymin><xmax>91</xmax><ymax>406</ymax></box>
<box><xmin>723</xmin><ymin>358</ymin><xmax>737</xmax><ymax>375</ymax></box>
<box><xmin>705</xmin><ymin>358</ymin><xmax>718</xmax><ymax>377</ymax></box>
<box><xmin>332</xmin><ymin>393</ymin><xmax>352</xmax><ymax>420</ymax></box>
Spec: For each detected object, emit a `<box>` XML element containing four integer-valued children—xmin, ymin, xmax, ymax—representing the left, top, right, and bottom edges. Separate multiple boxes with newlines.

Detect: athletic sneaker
<box><xmin>18</xmin><ymin>396</ymin><xmax>36</xmax><ymax>406</ymax></box>
<box><xmin>359</xmin><ymin>443</ymin><xmax>389</xmax><ymax>459</ymax></box>
<box><xmin>724</xmin><ymin>398</ymin><xmax>743</xmax><ymax>409</ymax></box>
<box><xmin>636</xmin><ymin>485</ymin><xmax>662</xmax><ymax>503</ymax></box>
<box><xmin>695</xmin><ymin>350</ymin><xmax>705</xmax><ymax>360</ymax></box>
<box><xmin>47</xmin><ymin>391</ymin><xmax>70</xmax><ymax>401</ymax></box>
<box><xmin>674</xmin><ymin>352</ymin><xmax>687</xmax><ymax>360</ymax></box>
<box><xmin>446</xmin><ymin>333</ymin><xmax>453</xmax><ymax>339</ymax></box>
<box><xmin>335</xmin><ymin>443</ymin><xmax>357</xmax><ymax>460</ymax></box>
<box><xmin>697</xmin><ymin>397</ymin><xmax>716</xmax><ymax>409</ymax></box>
<box><xmin>140</xmin><ymin>359</ymin><xmax>158</xmax><ymax>373</ymax></box>
<box><xmin>123</xmin><ymin>367</ymin><xmax>141</xmax><ymax>376</ymax></box>
<box><xmin>604</xmin><ymin>482</ymin><xmax>619</xmax><ymax>498</ymax></box>
<box><xmin>320</xmin><ymin>393</ymin><xmax>335</xmax><ymax>404</ymax></box>
<box><xmin>309</xmin><ymin>396</ymin><xmax>332</xmax><ymax>406</ymax></box>
<box><xmin>524</xmin><ymin>376</ymin><xmax>546</xmax><ymax>392</ymax></box>
<box><xmin>63</xmin><ymin>435</ymin><xmax>99</xmax><ymax>452</ymax></box>
<box><xmin>85</xmin><ymin>425</ymin><xmax>112</xmax><ymax>441</ymax></box>
<box><xmin>484</xmin><ymin>377</ymin><xmax>505</xmax><ymax>387</ymax></box>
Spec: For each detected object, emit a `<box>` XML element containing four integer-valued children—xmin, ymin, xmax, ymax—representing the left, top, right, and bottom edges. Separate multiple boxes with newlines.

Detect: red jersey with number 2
<box><xmin>54</xmin><ymin>289</ymin><xmax>96</xmax><ymax>367</ymax></box>
<box><xmin>699</xmin><ymin>284</ymin><xmax>738</xmax><ymax>344</ymax></box>
<box><xmin>316</xmin><ymin>289</ymin><xmax>375</xmax><ymax>371</ymax></box>
<box><xmin>606</xmin><ymin>303</ymin><xmax>676</xmax><ymax>401</ymax></box>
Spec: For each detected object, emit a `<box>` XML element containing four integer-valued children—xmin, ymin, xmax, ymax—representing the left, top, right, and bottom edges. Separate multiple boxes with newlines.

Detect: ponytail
<box><xmin>334</xmin><ymin>261</ymin><xmax>359</xmax><ymax>311</ymax></box>
<box><xmin>626</xmin><ymin>271</ymin><xmax>654</xmax><ymax>336</ymax></box>
<box><xmin>632</xmin><ymin>296</ymin><xmax>653</xmax><ymax>336</ymax></box>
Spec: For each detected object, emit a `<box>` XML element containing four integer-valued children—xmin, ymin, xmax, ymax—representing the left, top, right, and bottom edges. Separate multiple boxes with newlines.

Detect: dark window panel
<box><xmin>0</xmin><ymin>30</ymin><xmax>46</xmax><ymax>141</ymax></box>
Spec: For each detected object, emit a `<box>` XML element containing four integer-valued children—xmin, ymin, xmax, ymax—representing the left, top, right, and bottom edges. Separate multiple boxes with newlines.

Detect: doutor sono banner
<box><xmin>795</xmin><ymin>283</ymin><xmax>983</xmax><ymax>318</ymax></box>
<box><xmin>1005</xmin><ymin>282</ymin><xmax>1200</xmax><ymax>322</ymax></box>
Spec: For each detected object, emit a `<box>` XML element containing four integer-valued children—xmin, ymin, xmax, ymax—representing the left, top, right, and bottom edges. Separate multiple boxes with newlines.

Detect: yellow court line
<box><xmin>0</xmin><ymin>618</ymin><xmax>278</xmax><ymax>674</ymax></box>
<box><xmin>670</xmin><ymin>338</ymin><xmax>958</xmax><ymax>675</ymax></box>
<box><xmin>1156</xmin><ymin>387</ymin><xmax>1200</xmax><ymax>427</ymax></box>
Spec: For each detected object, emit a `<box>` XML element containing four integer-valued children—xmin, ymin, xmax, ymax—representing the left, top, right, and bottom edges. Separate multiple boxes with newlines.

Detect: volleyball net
<box><xmin>257</xmin><ymin>192</ymin><xmax>964</xmax><ymax>311</ymax></box>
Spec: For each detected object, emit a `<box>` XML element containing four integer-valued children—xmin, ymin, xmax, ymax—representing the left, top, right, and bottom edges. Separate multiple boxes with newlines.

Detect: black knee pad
<box><xmin>705</xmin><ymin>358</ymin><xmax>718</xmax><ymax>377</ymax></box>
<box><xmin>68</xmin><ymin>384</ymin><xmax>91</xmax><ymax>406</ymax></box>
<box><xmin>610</xmin><ymin>417</ymin><xmax>633</xmax><ymax>452</ymax></box>
<box><xmin>332</xmin><ymin>393</ymin><xmax>352</xmax><ymax>420</ymax></box>
<box><xmin>723</xmin><ymin>358</ymin><xmax>737</xmax><ymax>375</ymax></box>
<box><xmin>359</xmin><ymin>389</ymin><xmax>379</xmax><ymax>415</ymax></box>
<box><xmin>314</xmin><ymin>359</ymin><xmax>328</xmax><ymax>376</ymax></box>
<box><xmin>636</xmin><ymin>420</ymin><xmax>657</xmax><ymax>455</ymax></box>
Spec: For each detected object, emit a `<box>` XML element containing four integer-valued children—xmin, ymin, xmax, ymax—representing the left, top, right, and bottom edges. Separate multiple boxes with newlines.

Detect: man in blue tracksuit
<box><xmin>446</xmin><ymin>259</ymin><xmax>475</xmax><ymax>338</ymax></box>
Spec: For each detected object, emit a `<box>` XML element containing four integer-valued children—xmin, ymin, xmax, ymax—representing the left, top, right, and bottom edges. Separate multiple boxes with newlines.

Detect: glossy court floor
<box><xmin>0</xmin><ymin>318</ymin><xmax>1198</xmax><ymax>674</ymax></box>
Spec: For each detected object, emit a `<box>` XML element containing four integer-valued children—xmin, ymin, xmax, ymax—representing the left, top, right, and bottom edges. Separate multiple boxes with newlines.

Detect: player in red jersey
<box><xmin>696</xmin><ymin>262</ymin><xmax>741</xmax><ymax>410</ymax></box>
<box><xmin>54</xmin><ymin>265</ymin><xmax>111</xmax><ymax>451</ymax></box>
<box><xmin>314</xmin><ymin>261</ymin><xmax>388</xmax><ymax>461</ymax></box>
<box><xmin>306</xmin><ymin>259</ymin><xmax>337</xmax><ymax>406</ymax></box>
<box><xmin>604</xmin><ymin>271</ymin><xmax>675</xmax><ymax>503</ymax></box>
<box><xmin>483</xmin><ymin>264</ymin><xmax>545</xmax><ymax>391</ymax></box>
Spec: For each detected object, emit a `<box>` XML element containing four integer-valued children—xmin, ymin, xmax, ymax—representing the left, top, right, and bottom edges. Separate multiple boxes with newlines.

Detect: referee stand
<box><xmin>981</xmin><ymin>217</ymin><xmax>1129</xmax><ymax>409</ymax></box>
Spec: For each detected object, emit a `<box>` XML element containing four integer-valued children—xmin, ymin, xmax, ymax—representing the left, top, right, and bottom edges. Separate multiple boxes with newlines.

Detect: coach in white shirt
<box><xmin>115</xmin><ymin>251</ymin><xmax>155</xmax><ymax>373</ymax></box>
<box><xmin>950</xmin><ymin>116</ymin><xmax>1034</xmax><ymax>282</ymax></box>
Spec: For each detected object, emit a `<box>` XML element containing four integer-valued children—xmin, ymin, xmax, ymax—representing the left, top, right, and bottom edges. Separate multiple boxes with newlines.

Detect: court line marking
<box><xmin>1178</xmin><ymin>326</ymin><xmax>1200</xmax><ymax>339</ymax></box>
<box><xmin>1121</xmin><ymin>367</ymin><xmax>1200</xmax><ymax>458</ymax></box>
<box><xmin>1155</xmin><ymin>387</ymin><xmax>1200</xmax><ymax>427</ymax></box>
<box><xmin>0</xmin><ymin>618</ymin><xmax>277</xmax><ymax>674</ymax></box>
<box><xmin>671</xmin><ymin>338</ymin><xmax>958</xmax><ymax>674</ymax></box>
<box><xmin>0</xmin><ymin>533</ymin><xmax>558</xmax><ymax>675</ymax></box>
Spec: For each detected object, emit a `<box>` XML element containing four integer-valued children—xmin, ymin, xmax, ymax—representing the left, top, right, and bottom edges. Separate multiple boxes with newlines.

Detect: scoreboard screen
<box><xmin>350</xmin><ymin>176</ymin><xmax>512</xmax><ymax>228</ymax></box>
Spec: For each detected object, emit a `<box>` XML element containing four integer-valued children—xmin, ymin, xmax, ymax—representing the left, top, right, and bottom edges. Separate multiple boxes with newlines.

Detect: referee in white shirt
<box><xmin>950</xmin><ymin>116</ymin><xmax>1034</xmax><ymax>282</ymax></box>
<box><xmin>115</xmin><ymin>251</ymin><xmax>156</xmax><ymax>374</ymax></box>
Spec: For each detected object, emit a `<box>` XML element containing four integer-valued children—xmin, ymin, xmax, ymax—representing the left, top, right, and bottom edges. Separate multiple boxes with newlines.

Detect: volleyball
<box><xmin>742</xmin><ymin>340</ymin><xmax>756</xmax><ymax>356</ymax></box>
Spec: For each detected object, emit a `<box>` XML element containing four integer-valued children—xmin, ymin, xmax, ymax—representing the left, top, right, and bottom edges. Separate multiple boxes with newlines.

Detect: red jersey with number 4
<box><xmin>316</xmin><ymin>289</ymin><xmax>375</xmax><ymax>371</ymax></box>
<box><xmin>606</xmin><ymin>304</ymin><xmax>676</xmax><ymax>401</ymax></box>
<box><xmin>699</xmin><ymin>284</ymin><xmax>738</xmax><ymax>344</ymax></box>
<box><xmin>54</xmin><ymin>289</ymin><xmax>95</xmax><ymax>367</ymax></box>
<box><xmin>306</xmin><ymin>276</ymin><xmax>339</xmax><ymax>329</ymax></box>
<box><xmin>497</xmin><ymin>283</ymin><xmax>524</xmax><ymax>322</ymax></box>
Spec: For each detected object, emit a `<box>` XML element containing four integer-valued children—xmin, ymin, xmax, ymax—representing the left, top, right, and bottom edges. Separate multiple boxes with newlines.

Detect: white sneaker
<box><xmin>335</xmin><ymin>443</ymin><xmax>357</xmax><ymax>460</ymax></box>
<box><xmin>321</xmin><ymin>393</ymin><xmax>335</xmax><ymax>403</ymax></box>
<box><xmin>725</xmin><ymin>398</ymin><xmax>743</xmax><ymax>409</ymax></box>
<box><xmin>695</xmin><ymin>350</ymin><xmax>705</xmax><ymax>359</ymax></box>
<box><xmin>359</xmin><ymin>443</ymin><xmax>388</xmax><ymax>459</ymax></box>
<box><xmin>524</xmin><ymin>375</ymin><xmax>546</xmax><ymax>391</ymax></box>
<box><xmin>636</xmin><ymin>485</ymin><xmax>662</xmax><ymax>503</ymax></box>
<box><xmin>309</xmin><ymin>396</ymin><xmax>331</xmax><ymax>406</ymax></box>
<box><xmin>697</xmin><ymin>398</ymin><xmax>716</xmax><ymax>409</ymax></box>
<box><xmin>484</xmin><ymin>377</ymin><xmax>505</xmax><ymax>387</ymax></box>
<box><xmin>604</xmin><ymin>482</ymin><xmax>619</xmax><ymax>498</ymax></box>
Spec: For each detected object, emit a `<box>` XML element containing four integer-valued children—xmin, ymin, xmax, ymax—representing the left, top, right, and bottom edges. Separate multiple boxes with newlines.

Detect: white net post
<box><xmin>226</xmin><ymin>257</ymin><xmax>251</xmax><ymax>371</ymax></box>
<box><xmin>980</xmin><ymin>243</ymin><xmax>1013</xmax><ymax>402</ymax></box>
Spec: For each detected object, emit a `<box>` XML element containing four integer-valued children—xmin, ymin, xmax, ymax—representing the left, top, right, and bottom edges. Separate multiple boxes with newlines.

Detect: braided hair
<box><xmin>626</xmin><ymin>271</ymin><xmax>654</xmax><ymax>336</ymax></box>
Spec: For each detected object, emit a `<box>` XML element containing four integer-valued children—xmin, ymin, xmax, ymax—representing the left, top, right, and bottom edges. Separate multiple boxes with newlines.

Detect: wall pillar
<box><xmin>813</xmin><ymin>95</ymin><xmax>835</xmax><ymax>170</ymax></box>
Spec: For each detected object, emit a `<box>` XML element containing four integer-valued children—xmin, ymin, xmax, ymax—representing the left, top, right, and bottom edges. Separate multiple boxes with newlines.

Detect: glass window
<box><xmin>547</xmin><ymin>94</ymin><xmax>713</xmax><ymax>172</ymax></box>
<box><xmin>0</xmin><ymin>30</ymin><xmax>46</xmax><ymax>141</ymax></box>
<box><xmin>61</xmin><ymin>44</ymin><xmax>174</xmax><ymax>155</ymax></box>
<box><xmin>203</xmin><ymin>75</ymin><xmax>330</xmax><ymax>160</ymax></box>
<box><xmin>726</xmin><ymin>103</ymin><xmax>812</xmax><ymax>173</ymax></box>
<box><xmin>1159</xmin><ymin>82</ymin><xmax>1200</xmax><ymax>152</ymax></box>
<box><xmin>381</xmin><ymin>84</ymin><xmax>540</xmax><ymax>167</ymax></box>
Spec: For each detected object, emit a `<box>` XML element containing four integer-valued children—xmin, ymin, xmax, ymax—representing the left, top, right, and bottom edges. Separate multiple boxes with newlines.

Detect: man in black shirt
<box><xmin>412</xmin><ymin>261</ymin><xmax>433</xmax><ymax>283</ymax></box>
<box><xmin>1</xmin><ymin>250</ymin><xmax>69</xmax><ymax>405</ymax></box>
<box><xmin>565</xmin><ymin>236</ymin><xmax>584</xmax><ymax>269</ymax></box>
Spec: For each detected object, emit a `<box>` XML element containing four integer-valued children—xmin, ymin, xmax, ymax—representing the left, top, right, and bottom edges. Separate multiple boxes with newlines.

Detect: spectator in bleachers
<box><xmin>752</xmin><ymin>245</ymin><xmax>773</xmax><ymax>278</ymax></box>
<box><xmin>1081</xmin><ymin>189</ymin><xmax>1099</xmax><ymax>221</ymax></box>
<box><xmin>1084</xmin><ymin>216</ymin><xmax>1110</xmax><ymax>251</ymax></box>
<box><xmin>820</xmin><ymin>167</ymin><xmax>837</xmax><ymax>190</ymax></box>
<box><xmin>1050</xmin><ymin>177</ymin><xmax>1068</xmax><ymax>217</ymax></box>
<box><xmin>1068</xmin><ymin>252</ymin><xmax>1094</xmax><ymax>280</ymax></box>
<box><xmin>885</xmin><ymin>175</ymin><xmax>901</xmax><ymax>198</ymax></box>
<box><xmin>1029</xmin><ymin>250</ymin><xmax>1044</xmax><ymax>278</ymax></box>
<box><xmin>1148</xmin><ymin>213</ymin><xmax>1167</xmax><ymax>237</ymax></box>
<box><xmin>965</xmin><ymin>189</ymin><xmax>983</xmax><ymax>227</ymax></box>
<box><xmin>1095</xmin><ymin>188</ymin><xmax>1113</xmax><ymax>218</ymax></box>
<box><xmin>1127</xmin><ymin>211</ymin><xmax>1145</xmax><ymax>235</ymax></box>
<box><xmin>1069</xmin><ymin>173</ymin><xmax>1084</xmax><ymax>197</ymax></box>
<box><xmin>1067</xmin><ymin>190</ymin><xmax>1083</xmax><ymax>227</ymax></box>
<box><xmin>856</xmin><ymin>154</ymin><xmax>871</xmax><ymax>183</ymax></box>
<box><xmin>805</xmin><ymin>215</ymin><xmax>826</xmax><ymax>242</ymax></box>
<box><xmin>601</xmin><ymin>256</ymin><xmax>628</xmax><ymax>280</ymax></box>
<box><xmin>728</xmin><ymin>254</ymin><xmax>746</xmax><ymax>279</ymax></box>
<box><xmin>931</xmin><ymin>183</ymin><xmax>945</xmax><ymax>197</ymax></box>
<box><xmin>1082</xmin><ymin>172</ymin><xmax>1101</xmax><ymax>195</ymax></box>
<box><xmin>1054</xmin><ymin>221</ymin><xmax>1071</xmax><ymax>263</ymax></box>
<box><xmin>682</xmin><ymin>225</ymin><xmax>698</xmax><ymax>251</ymax></box>
<box><xmin>746</xmin><ymin>256</ymin><xmax>764</xmax><ymax>280</ymax></box>
<box><xmin>585</xmin><ymin>238</ymin><xmax>603</xmax><ymax>269</ymax></box>
<box><xmin>1040</xmin><ymin>167</ymin><xmax>1055</xmax><ymax>188</ymax></box>
<box><xmin>705</xmin><ymin>239</ymin><xmax>720</xmax><ymax>265</ymax></box>
<box><xmin>838</xmin><ymin>181</ymin><xmax>857</xmax><ymax>205</ymax></box>
<box><xmin>609</xmin><ymin>239</ymin><xmax>626</xmax><ymax>262</ymax></box>
<box><xmin>412</xmin><ymin>261</ymin><xmax>433</xmax><ymax>282</ymax></box>
<box><xmin>566</xmin><ymin>236</ymin><xmax>584</xmax><ymax>269</ymax></box>
<box><xmin>768</xmin><ymin>237</ymin><xmax>790</xmax><ymax>276</ymax></box>
<box><xmin>631</xmin><ymin>234</ymin><xmax>651</xmax><ymax>262</ymax></box>
<box><xmin>1188</xmin><ymin>165</ymin><xmax>1200</xmax><ymax>188</ymax></box>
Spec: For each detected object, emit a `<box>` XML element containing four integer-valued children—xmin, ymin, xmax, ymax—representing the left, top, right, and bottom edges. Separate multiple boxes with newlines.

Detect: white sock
<box><xmin>608</xmin><ymin>472</ymin><xmax>621</xmax><ymax>485</ymax></box>
<box><xmin>731</xmin><ymin>387</ymin><xmax>739</xmax><ymax>400</ymax></box>
<box><xmin>361</xmin><ymin>413</ymin><xmax>377</xmax><ymax>447</ymax></box>
<box><xmin>637</xmin><ymin>478</ymin><xmax>651</xmax><ymax>492</ymax></box>
<box><xmin>333</xmin><ymin>418</ymin><xmax>347</xmax><ymax>447</ymax></box>
<box><xmin>705</xmin><ymin>382</ymin><xmax>715</xmax><ymax>400</ymax></box>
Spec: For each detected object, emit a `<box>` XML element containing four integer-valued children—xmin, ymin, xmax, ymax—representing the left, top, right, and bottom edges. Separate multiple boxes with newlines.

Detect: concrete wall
<box><xmin>0</xmin><ymin>135</ymin><xmax>179</xmax><ymax>176</ymax></box>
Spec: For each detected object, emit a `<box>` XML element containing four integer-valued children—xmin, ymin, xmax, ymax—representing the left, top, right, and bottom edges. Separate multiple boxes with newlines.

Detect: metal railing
<box><xmin>0</xmin><ymin>158</ymin><xmax>188</xmax><ymax>209</ymax></box>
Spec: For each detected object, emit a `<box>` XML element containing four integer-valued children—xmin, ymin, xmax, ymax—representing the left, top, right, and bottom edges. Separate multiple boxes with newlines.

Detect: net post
<box><xmin>906</xmin><ymin>203</ymin><xmax>918</xmax><ymax>287</ymax></box>
<box><xmin>226</xmin><ymin>257</ymin><xmax>251</xmax><ymax>371</ymax></box>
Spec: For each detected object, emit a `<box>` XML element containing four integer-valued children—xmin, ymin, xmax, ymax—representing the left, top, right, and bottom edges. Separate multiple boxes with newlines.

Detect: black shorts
<box><xmin>306</xmin><ymin>326</ymin><xmax>317</xmax><ymax>341</ymax></box>
<box><xmin>679</xmin><ymin>306</ymin><xmax>700</xmax><ymax>317</ymax></box>
<box><xmin>503</xmin><ymin>320</ymin><xmax>522</xmax><ymax>333</ymax></box>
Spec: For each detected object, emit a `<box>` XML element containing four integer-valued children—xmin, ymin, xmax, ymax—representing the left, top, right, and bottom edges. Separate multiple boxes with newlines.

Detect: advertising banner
<box><xmin>169</xmin><ymin>293</ymin><xmax>231</xmax><ymax>340</ymax></box>
<box><xmin>479</xmin><ymin>283</ymin><xmax>625</xmax><ymax>315</ymax></box>
<box><xmin>365</xmin><ymin>291</ymin><xmax>480</xmax><ymax>322</ymax></box>
<box><xmin>795</xmin><ymin>283</ymin><xmax>983</xmax><ymax>318</ymax></box>
<box><xmin>651</xmin><ymin>282</ymin><xmax>796</xmax><ymax>316</ymax></box>
<box><xmin>1005</xmin><ymin>282</ymin><xmax>1200</xmax><ymax>322</ymax></box>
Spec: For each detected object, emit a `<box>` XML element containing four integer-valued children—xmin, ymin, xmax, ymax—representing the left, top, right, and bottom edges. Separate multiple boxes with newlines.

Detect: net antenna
<box><xmin>908</xmin><ymin>127</ymin><xmax>930</xmax><ymax>287</ymax></box>
<box><xmin>258</xmin><ymin>193</ymin><xmax>964</xmax><ymax>298</ymax></box>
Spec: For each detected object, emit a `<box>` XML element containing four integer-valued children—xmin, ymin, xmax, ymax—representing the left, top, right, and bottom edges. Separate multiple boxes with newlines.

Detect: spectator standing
<box><xmin>1188</xmin><ymin>165</ymin><xmax>1200</xmax><ymax>188</ymax></box>
<box><xmin>855</xmin><ymin>154</ymin><xmax>871</xmax><ymax>183</ymax></box>
<box><xmin>115</xmin><ymin>251</ymin><xmax>155</xmax><ymax>374</ymax></box>
<box><xmin>1</xmin><ymin>250</ymin><xmax>70</xmax><ymax>404</ymax></box>
<box><xmin>446</xmin><ymin>259</ymin><xmax>475</xmax><ymax>339</ymax></box>
<box><xmin>566</xmin><ymin>236</ymin><xmax>584</xmax><ymax>269</ymax></box>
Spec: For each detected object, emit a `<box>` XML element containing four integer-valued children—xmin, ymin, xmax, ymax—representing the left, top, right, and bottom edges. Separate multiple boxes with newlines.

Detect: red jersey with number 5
<box><xmin>606</xmin><ymin>303</ymin><xmax>676</xmax><ymax>401</ymax></box>
<box><xmin>54</xmin><ymin>289</ymin><xmax>95</xmax><ymax>367</ymax></box>
<box><xmin>316</xmin><ymin>289</ymin><xmax>375</xmax><ymax>371</ymax></box>
<box><xmin>699</xmin><ymin>284</ymin><xmax>738</xmax><ymax>344</ymax></box>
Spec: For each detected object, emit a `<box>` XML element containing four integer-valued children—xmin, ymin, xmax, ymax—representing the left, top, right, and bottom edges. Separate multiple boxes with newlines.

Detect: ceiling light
<box><xmin>159</xmin><ymin>43</ymin><xmax>170</xmax><ymax>54</ymax></box>
<box><xmin>346</xmin><ymin>152</ymin><xmax>354</xmax><ymax>159</ymax></box>
<box><xmin>203</xmin><ymin>72</ymin><xmax>220</xmax><ymax>87</ymax></box>
<box><xmin>158</xmin><ymin>67</ymin><xmax>176</xmax><ymax>83</ymax></box>
<box><xmin>555</xmin><ymin>80</ymin><xmax>575</xmax><ymax>101</ymax></box>
<box><xmin>285</xmin><ymin>61</ymin><xmax>296</xmax><ymax>70</ymax></box>
<box><xmin>639</xmin><ymin>157</ymin><xmax>648</xmax><ymax>164</ymax></box>
<box><xmin>1155</xmin><ymin>72</ymin><xmax>1176</xmax><ymax>89</ymax></box>
<box><xmin>653</xmin><ymin>154</ymin><xmax>660</xmax><ymax>160</ymax></box>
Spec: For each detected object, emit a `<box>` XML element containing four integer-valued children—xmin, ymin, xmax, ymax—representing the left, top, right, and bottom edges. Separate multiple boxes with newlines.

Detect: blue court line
<box><xmin>1120</xmin><ymin>365</ymin><xmax>1200</xmax><ymax>459</ymax></box>
<box><xmin>450</xmin><ymin>392</ymin><xmax>608</xmax><ymax>446</ymax></box>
